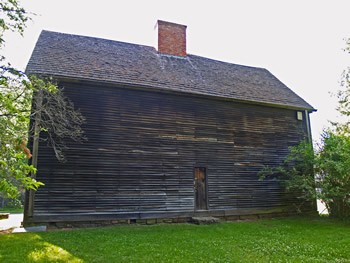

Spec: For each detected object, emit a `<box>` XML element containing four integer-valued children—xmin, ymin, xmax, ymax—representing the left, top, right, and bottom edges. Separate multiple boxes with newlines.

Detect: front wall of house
<box><xmin>32</xmin><ymin>82</ymin><xmax>310</xmax><ymax>218</ymax></box>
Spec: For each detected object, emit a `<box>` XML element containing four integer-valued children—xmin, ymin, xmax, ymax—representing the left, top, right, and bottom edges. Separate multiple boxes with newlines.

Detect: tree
<box><xmin>0</xmin><ymin>0</ymin><xmax>84</xmax><ymax>201</ymax></box>
<box><xmin>317</xmin><ymin>132</ymin><xmax>350</xmax><ymax>218</ymax></box>
<box><xmin>321</xmin><ymin>37</ymin><xmax>350</xmax><ymax>218</ymax></box>
<box><xmin>259</xmin><ymin>39</ymin><xmax>350</xmax><ymax>219</ymax></box>
<box><xmin>334</xmin><ymin>38</ymin><xmax>350</xmax><ymax>134</ymax></box>
<box><xmin>259</xmin><ymin>132</ymin><xmax>350</xmax><ymax>219</ymax></box>
<box><xmin>0</xmin><ymin>0</ymin><xmax>29</xmax><ymax>45</ymax></box>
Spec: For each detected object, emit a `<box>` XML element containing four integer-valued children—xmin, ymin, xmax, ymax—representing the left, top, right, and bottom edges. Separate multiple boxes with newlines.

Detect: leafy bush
<box><xmin>260</xmin><ymin>131</ymin><xmax>350</xmax><ymax>219</ymax></box>
<box><xmin>318</xmin><ymin>132</ymin><xmax>350</xmax><ymax>218</ymax></box>
<box><xmin>4</xmin><ymin>197</ymin><xmax>23</xmax><ymax>209</ymax></box>
<box><xmin>259</xmin><ymin>140</ymin><xmax>316</xmax><ymax>213</ymax></box>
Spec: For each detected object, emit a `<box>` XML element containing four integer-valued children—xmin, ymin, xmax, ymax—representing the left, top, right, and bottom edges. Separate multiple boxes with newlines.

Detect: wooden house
<box><xmin>24</xmin><ymin>20</ymin><xmax>315</xmax><ymax>226</ymax></box>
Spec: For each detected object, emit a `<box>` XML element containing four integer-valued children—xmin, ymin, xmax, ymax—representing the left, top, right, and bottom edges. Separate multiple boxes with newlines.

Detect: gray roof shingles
<box><xmin>26</xmin><ymin>30</ymin><xmax>314</xmax><ymax>111</ymax></box>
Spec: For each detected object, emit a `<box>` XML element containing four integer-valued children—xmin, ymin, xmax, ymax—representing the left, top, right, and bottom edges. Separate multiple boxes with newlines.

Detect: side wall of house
<box><xmin>30</xmin><ymin>82</ymin><xmax>313</xmax><ymax>222</ymax></box>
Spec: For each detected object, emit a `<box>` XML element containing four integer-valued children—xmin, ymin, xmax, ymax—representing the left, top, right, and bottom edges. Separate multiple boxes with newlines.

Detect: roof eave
<box><xmin>26</xmin><ymin>72</ymin><xmax>316</xmax><ymax>112</ymax></box>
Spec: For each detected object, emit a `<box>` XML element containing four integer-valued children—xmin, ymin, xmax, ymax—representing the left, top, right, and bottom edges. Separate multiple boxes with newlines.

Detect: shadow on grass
<box><xmin>0</xmin><ymin>233</ymin><xmax>83</xmax><ymax>262</ymax></box>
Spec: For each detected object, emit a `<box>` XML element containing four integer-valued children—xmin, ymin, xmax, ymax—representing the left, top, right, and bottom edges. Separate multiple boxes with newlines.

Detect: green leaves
<box><xmin>0</xmin><ymin>0</ymin><xmax>30</xmax><ymax>47</ymax></box>
<box><xmin>259</xmin><ymin>140</ymin><xmax>316</xmax><ymax>203</ymax></box>
<box><xmin>0</xmin><ymin>1</ymin><xmax>85</xmax><ymax>203</ymax></box>
<box><xmin>0</xmin><ymin>2</ymin><xmax>54</xmax><ymax>199</ymax></box>
<box><xmin>0</xmin><ymin>73</ymin><xmax>85</xmax><ymax>199</ymax></box>
<box><xmin>334</xmin><ymin>38</ymin><xmax>350</xmax><ymax>134</ymax></box>
<box><xmin>0</xmin><ymin>148</ymin><xmax>36</xmax><ymax>199</ymax></box>
<box><xmin>0</xmin><ymin>67</ymin><xmax>33</xmax><ymax>199</ymax></box>
<box><xmin>259</xmin><ymin>132</ymin><xmax>350</xmax><ymax>219</ymax></box>
<box><xmin>317</xmin><ymin>132</ymin><xmax>350</xmax><ymax>218</ymax></box>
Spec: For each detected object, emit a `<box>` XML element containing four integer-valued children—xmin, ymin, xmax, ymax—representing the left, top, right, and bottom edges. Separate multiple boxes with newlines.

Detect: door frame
<box><xmin>193</xmin><ymin>166</ymin><xmax>208</xmax><ymax>210</ymax></box>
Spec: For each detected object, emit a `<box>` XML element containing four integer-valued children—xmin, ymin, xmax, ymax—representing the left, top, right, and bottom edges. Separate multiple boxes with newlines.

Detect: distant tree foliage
<box><xmin>0</xmin><ymin>0</ymin><xmax>85</xmax><ymax>200</ymax></box>
<box><xmin>0</xmin><ymin>0</ymin><xmax>29</xmax><ymax>45</ymax></box>
<box><xmin>334</xmin><ymin>38</ymin><xmax>350</xmax><ymax>134</ymax></box>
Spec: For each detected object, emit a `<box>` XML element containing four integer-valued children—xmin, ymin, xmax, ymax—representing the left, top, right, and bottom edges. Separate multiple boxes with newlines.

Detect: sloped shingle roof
<box><xmin>26</xmin><ymin>30</ymin><xmax>314</xmax><ymax>111</ymax></box>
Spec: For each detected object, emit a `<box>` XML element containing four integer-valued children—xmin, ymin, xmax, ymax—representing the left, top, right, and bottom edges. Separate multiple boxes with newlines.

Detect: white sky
<box><xmin>3</xmin><ymin>0</ymin><xmax>350</xmax><ymax>141</ymax></box>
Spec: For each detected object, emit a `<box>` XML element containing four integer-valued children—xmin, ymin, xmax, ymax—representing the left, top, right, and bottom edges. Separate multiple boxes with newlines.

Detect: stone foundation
<box><xmin>43</xmin><ymin>212</ymin><xmax>297</xmax><ymax>230</ymax></box>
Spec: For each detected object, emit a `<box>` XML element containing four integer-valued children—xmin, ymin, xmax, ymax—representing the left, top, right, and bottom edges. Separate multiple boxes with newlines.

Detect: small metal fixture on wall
<box><xmin>297</xmin><ymin>111</ymin><xmax>303</xmax><ymax>121</ymax></box>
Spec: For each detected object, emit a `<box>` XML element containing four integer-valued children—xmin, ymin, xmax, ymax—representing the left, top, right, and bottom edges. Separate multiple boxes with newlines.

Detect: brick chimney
<box><xmin>157</xmin><ymin>20</ymin><xmax>187</xmax><ymax>57</ymax></box>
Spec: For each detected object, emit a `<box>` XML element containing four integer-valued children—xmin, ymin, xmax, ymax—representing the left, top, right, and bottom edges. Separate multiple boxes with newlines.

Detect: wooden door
<box><xmin>194</xmin><ymin>167</ymin><xmax>207</xmax><ymax>210</ymax></box>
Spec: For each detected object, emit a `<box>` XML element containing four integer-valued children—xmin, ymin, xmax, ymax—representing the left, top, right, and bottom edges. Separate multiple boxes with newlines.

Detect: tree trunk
<box><xmin>24</xmin><ymin>90</ymin><xmax>43</xmax><ymax>220</ymax></box>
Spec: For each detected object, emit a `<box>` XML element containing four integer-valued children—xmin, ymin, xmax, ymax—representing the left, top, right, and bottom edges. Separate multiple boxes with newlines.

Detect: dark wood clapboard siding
<box><xmin>32</xmin><ymin>81</ymin><xmax>309</xmax><ymax>219</ymax></box>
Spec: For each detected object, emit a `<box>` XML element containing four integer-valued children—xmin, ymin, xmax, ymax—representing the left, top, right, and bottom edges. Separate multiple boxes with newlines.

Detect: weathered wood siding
<box><xmin>32</xmin><ymin>81</ymin><xmax>310</xmax><ymax>219</ymax></box>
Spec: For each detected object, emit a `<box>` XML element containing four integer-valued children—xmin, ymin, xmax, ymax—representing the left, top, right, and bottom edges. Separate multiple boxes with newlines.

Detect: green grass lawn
<box><xmin>0</xmin><ymin>207</ymin><xmax>24</xmax><ymax>214</ymax></box>
<box><xmin>0</xmin><ymin>217</ymin><xmax>349</xmax><ymax>263</ymax></box>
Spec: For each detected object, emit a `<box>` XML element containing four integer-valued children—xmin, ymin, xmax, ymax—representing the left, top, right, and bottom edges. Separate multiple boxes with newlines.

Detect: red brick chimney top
<box><xmin>157</xmin><ymin>20</ymin><xmax>187</xmax><ymax>57</ymax></box>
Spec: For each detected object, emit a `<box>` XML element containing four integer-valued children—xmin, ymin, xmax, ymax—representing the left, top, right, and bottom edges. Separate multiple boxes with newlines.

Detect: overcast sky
<box><xmin>4</xmin><ymin>0</ymin><xmax>350</xmax><ymax>141</ymax></box>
